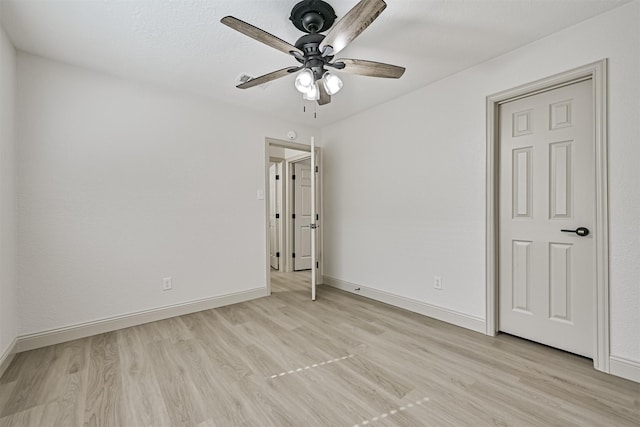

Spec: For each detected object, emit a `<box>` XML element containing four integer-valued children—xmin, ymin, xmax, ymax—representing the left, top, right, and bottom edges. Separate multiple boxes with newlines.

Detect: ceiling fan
<box><xmin>221</xmin><ymin>0</ymin><xmax>405</xmax><ymax>105</ymax></box>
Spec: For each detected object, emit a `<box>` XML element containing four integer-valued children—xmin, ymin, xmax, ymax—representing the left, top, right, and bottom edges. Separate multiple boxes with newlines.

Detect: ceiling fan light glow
<box><xmin>294</xmin><ymin>69</ymin><xmax>315</xmax><ymax>93</ymax></box>
<box><xmin>322</xmin><ymin>72</ymin><xmax>343</xmax><ymax>95</ymax></box>
<box><xmin>303</xmin><ymin>82</ymin><xmax>320</xmax><ymax>101</ymax></box>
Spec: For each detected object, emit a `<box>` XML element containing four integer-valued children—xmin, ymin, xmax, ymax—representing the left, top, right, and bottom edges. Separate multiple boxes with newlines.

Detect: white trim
<box><xmin>286</xmin><ymin>151</ymin><xmax>313</xmax><ymax>163</ymax></box>
<box><xmin>288</xmin><ymin>154</ymin><xmax>311</xmax><ymax>273</ymax></box>
<box><xmin>311</xmin><ymin>136</ymin><xmax>317</xmax><ymax>300</ymax></box>
<box><xmin>268</xmin><ymin>158</ymin><xmax>285</xmax><ymax>272</ymax></box>
<box><xmin>323</xmin><ymin>276</ymin><xmax>486</xmax><ymax>333</ymax></box>
<box><xmin>317</xmin><ymin>148</ymin><xmax>324</xmax><ymax>281</ymax></box>
<box><xmin>0</xmin><ymin>337</ymin><xmax>17</xmax><ymax>378</ymax></box>
<box><xmin>16</xmin><ymin>287</ymin><xmax>267</xmax><ymax>352</ymax></box>
<box><xmin>264</xmin><ymin>138</ymin><xmax>322</xmax><ymax>294</ymax></box>
<box><xmin>609</xmin><ymin>356</ymin><xmax>640</xmax><ymax>383</ymax></box>
<box><xmin>265</xmin><ymin>138</ymin><xmax>311</xmax><ymax>290</ymax></box>
<box><xmin>485</xmin><ymin>59</ymin><xmax>610</xmax><ymax>372</ymax></box>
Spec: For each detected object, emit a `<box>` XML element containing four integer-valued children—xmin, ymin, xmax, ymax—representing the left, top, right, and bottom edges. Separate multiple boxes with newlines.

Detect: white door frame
<box><xmin>268</xmin><ymin>158</ymin><xmax>284</xmax><ymax>271</ymax></box>
<box><xmin>264</xmin><ymin>138</ymin><xmax>322</xmax><ymax>295</ymax></box>
<box><xmin>288</xmin><ymin>153</ymin><xmax>312</xmax><ymax>273</ymax></box>
<box><xmin>485</xmin><ymin>60</ymin><xmax>610</xmax><ymax>372</ymax></box>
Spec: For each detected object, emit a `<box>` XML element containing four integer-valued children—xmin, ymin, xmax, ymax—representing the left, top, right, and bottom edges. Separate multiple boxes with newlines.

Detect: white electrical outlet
<box><xmin>434</xmin><ymin>276</ymin><xmax>442</xmax><ymax>290</ymax></box>
<box><xmin>163</xmin><ymin>277</ymin><xmax>172</xmax><ymax>291</ymax></box>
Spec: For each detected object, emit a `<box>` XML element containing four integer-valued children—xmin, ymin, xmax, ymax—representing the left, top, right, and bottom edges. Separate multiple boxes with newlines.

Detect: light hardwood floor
<box><xmin>1</xmin><ymin>270</ymin><xmax>638</xmax><ymax>426</ymax></box>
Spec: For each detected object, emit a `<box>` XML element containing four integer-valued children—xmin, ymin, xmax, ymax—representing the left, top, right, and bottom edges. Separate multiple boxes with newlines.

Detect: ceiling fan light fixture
<box><xmin>302</xmin><ymin>82</ymin><xmax>320</xmax><ymax>101</ymax></box>
<box><xmin>322</xmin><ymin>71</ymin><xmax>343</xmax><ymax>95</ymax></box>
<box><xmin>294</xmin><ymin>69</ymin><xmax>315</xmax><ymax>93</ymax></box>
<box><xmin>222</xmin><ymin>0</ymin><xmax>405</xmax><ymax>106</ymax></box>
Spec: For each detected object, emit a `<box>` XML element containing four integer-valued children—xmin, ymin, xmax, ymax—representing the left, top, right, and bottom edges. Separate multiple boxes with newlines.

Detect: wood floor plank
<box><xmin>0</xmin><ymin>384</ymin><xmax>15</xmax><ymax>419</ymax></box>
<box><xmin>240</xmin><ymin>343</ymin><xmax>283</xmax><ymax>375</ymax></box>
<box><xmin>0</xmin><ymin>354</ymin><xmax>24</xmax><ymax>386</ymax></box>
<box><xmin>181</xmin><ymin>312</ymin><xmax>254</xmax><ymax>383</ymax></box>
<box><xmin>0</xmin><ymin>404</ymin><xmax>46</xmax><ymax>427</ymax></box>
<box><xmin>264</xmin><ymin>372</ymin><xmax>371</xmax><ymax>426</ymax></box>
<box><xmin>1</xmin><ymin>339</ymin><xmax>88</xmax><ymax>420</ymax></box>
<box><xmin>83</xmin><ymin>333</ymin><xmax>123</xmax><ymax>427</ymax></box>
<box><xmin>116</xmin><ymin>327</ymin><xmax>172</xmax><ymax>426</ymax></box>
<box><xmin>1</xmin><ymin>269</ymin><xmax>638</xmax><ymax>426</ymax></box>
<box><xmin>173</xmin><ymin>339</ymin><xmax>260</xmax><ymax>424</ymax></box>
<box><xmin>147</xmin><ymin>338</ymin><xmax>209</xmax><ymax>426</ymax></box>
<box><xmin>0</xmin><ymin>347</ymin><xmax>56</xmax><ymax>417</ymax></box>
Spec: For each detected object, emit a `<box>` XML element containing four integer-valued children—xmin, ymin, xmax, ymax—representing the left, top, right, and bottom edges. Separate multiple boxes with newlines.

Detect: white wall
<box><xmin>0</xmin><ymin>20</ymin><xmax>17</xmax><ymax>363</ymax></box>
<box><xmin>322</xmin><ymin>2</ymin><xmax>640</xmax><ymax>366</ymax></box>
<box><xmin>16</xmin><ymin>53</ymin><xmax>319</xmax><ymax>336</ymax></box>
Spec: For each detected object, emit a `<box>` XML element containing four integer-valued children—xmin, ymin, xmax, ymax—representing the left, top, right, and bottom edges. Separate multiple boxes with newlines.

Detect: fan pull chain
<box><xmin>302</xmin><ymin>103</ymin><xmax>318</xmax><ymax>119</ymax></box>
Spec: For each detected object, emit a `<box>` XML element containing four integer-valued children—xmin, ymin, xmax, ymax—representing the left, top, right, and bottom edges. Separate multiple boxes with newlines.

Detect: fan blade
<box><xmin>317</xmin><ymin>82</ymin><xmax>331</xmax><ymax>105</ymax></box>
<box><xmin>237</xmin><ymin>67</ymin><xmax>301</xmax><ymax>89</ymax></box>
<box><xmin>221</xmin><ymin>16</ymin><xmax>303</xmax><ymax>56</ymax></box>
<box><xmin>319</xmin><ymin>0</ymin><xmax>387</xmax><ymax>56</ymax></box>
<box><xmin>334</xmin><ymin>58</ymin><xmax>405</xmax><ymax>78</ymax></box>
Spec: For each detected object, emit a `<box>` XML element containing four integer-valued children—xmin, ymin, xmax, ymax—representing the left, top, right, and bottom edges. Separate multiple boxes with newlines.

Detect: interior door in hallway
<box><xmin>498</xmin><ymin>79</ymin><xmax>594</xmax><ymax>358</ymax></box>
<box><xmin>293</xmin><ymin>158</ymin><xmax>312</xmax><ymax>271</ymax></box>
<box><xmin>269</xmin><ymin>162</ymin><xmax>280</xmax><ymax>270</ymax></box>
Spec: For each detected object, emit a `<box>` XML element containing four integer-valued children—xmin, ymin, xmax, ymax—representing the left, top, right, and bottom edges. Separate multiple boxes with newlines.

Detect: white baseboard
<box><xmin>609</xmin><ymin>355</ymin><xmax>640</xmax><ymax>383</ymax></box>
<box><xmin>322</xmin><ymin>276</ymin><xmax>486</xmax><ymax>334</ymax></box>
<box><xmin>16</xmin><ymin>287</ymin><xmax>268</xmax><ymax>353</ymax></box>
<box><xmin>0</xmin><ymin>337</ymin><xmax>17</xmax><ymax>379</ymax></box>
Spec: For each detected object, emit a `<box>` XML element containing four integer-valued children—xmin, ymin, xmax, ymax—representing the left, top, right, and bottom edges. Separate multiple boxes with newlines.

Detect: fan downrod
<box><xmin>289</xmin><ymin>0</ymin><xmax>336</xmax><ymax>34</ymax></box>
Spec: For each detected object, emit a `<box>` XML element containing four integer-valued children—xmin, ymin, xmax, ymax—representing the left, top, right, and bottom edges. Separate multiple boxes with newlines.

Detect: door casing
<box><xmin>264</xmin><ymin>138</ymin><xmax>322</xmax><ymax>295</ymax></box>
<box><xmin>290</xmin><ymin>156</ymin><xmax>313</xmax><ymax>271</ymax></box>
<box><xmin>485</xmin><ymin>60</ymin><xmax>609</xmax><ymax>372</ymax></box>
<box><xmin>268</xmin><ymin>159</ymin><xmax>284</xmax><ymax>271</ymax></box>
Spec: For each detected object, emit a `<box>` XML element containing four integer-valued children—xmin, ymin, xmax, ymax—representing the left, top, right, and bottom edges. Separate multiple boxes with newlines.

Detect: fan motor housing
<box><xmin>294</xmin><ymin>33</ymin><xmax>334</xmax><ymax>79</ymax></box>
<box><xmin>294</xmin><ymin>33</ymin><xmax>324</xmax><ymax>55</ymax></box>
<box><xmin>289</xmin><ymin>0</ymin><xmax>336</xmax><ymax>33</ymax></box>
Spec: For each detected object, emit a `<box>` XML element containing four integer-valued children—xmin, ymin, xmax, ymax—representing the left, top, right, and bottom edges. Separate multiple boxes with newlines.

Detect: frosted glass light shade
<box><xmin>294</xmin><ymin>69</ymin><xmax>315</xmax><ymax>94</ymax></box>
<box><xmin>322</xmin><ymin>72</ymin><xmax>343</xmax><ymax>95</ymax></box>
<box><xmin>303</xmin><ymin>82</ymin><xmax>320</xmax><ymax>100</ymax></box>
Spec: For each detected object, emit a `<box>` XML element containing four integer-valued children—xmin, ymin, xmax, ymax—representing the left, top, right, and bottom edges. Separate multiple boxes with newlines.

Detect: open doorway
<box><xmin>265</xmin><ymin>138</ymin><xmax>322</xmax><ymax>299</ymax></box>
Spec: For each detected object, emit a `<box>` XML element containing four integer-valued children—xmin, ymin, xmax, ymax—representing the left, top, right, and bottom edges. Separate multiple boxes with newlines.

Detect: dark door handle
<box><xmin>561</xmin><ymin>227</ymin><xmax>590</xmax><ymax>237</ymax></box>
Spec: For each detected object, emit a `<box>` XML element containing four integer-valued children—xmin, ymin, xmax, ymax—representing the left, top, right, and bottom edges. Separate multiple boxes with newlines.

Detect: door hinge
<box><xmin>275</xmin><ymin>213</ymin><xmax>280</xmax><ymax>219</ymax></box>
<box><xmin>292</xmin><ymin>253</ymin><xmax>295</xmax><ymax>258</ymax></box>
<box><xmin>275</xmin><ymin>174</ymin><xmax>280</xmax><ymax>180</ymax></box>
<box><xmin>316</xmin><ymin>261</ymin><xmax>319</xmax><ymax>268</ymax></box>
<box><xmin>292</xmin><ymin>174</ymin><xmax>296</xmax><ymax>180</ymax></box>
<box><xmin>276</xmin><ymin>252</ymin><xmax>280</xmax><ymax>258</ymax></box>
<box><xmin>315</xmin><ymin>165</ymin><xmax>318</xmax><ymax>173</ymax></box>
<box><xmin>292</xmin><ymin>213</ymin><xmax>296</xmax><ymax>219</ymax></box>
<box><xmin>316</xmin><ymin>214</ymin><xmax>319</xmax><ymax>220</ymax></box>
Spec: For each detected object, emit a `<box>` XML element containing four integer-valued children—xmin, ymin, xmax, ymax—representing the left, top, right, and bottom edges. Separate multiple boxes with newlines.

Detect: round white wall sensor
<box><xmin>287</xmin><ymin>131</ymin><xmax>297</xmax><ymax>140</ymax></box>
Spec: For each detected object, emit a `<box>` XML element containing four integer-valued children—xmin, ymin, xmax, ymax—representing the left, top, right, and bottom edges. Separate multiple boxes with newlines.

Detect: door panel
<box><xmin>549</xmin><ymin>242</ymin><xmax>572</xmax><ymax>321</ymax></box>
<box><xmin>499</xmin><ymin>80</ymin><xmax>594</xmax><ymax>357</ymax></box>
<box><xmin>293</xmin><ymin>159</ymin><xmax>312</xmax><ymax>270</ymax></box>
<box><xmin>511</xmin><ymin>240</ymin><xmax>532</xmax><ymax>313</ymax></box>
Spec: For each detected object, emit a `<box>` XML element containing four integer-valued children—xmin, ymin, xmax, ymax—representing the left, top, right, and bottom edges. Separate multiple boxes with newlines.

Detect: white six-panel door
<box><xmin>499</xmin><ymin>80</ymin><xmax>595</xmax><ymax>358</ymax></box>
<box><xmin>293</xmin><ymin>159</ymin><xmax>312</xmax><ymax>271</ymax></box>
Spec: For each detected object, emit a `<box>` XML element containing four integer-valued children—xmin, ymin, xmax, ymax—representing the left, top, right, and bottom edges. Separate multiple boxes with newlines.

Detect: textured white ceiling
<box><xmin>0</xmin><ymin>0</ymin><xmax>629</xmax><ymax>126</ymax></box>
